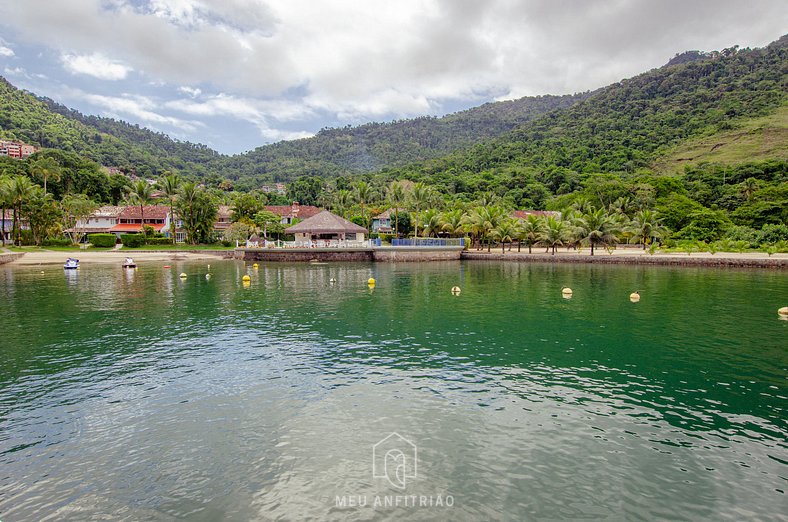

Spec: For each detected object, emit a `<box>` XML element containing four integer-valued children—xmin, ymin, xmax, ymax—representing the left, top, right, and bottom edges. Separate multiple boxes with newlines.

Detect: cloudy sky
<box><xmin>0</xmin><ymin>0</ymin><xmax>785</xmax><ymax>155</ymax></box>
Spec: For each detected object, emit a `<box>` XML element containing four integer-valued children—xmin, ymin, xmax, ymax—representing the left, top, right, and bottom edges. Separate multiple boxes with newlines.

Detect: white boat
<box><xmin>122</xmin><ymin>257</ymin><xmax>137</xmax><ymax>268</ymax></box>
<box><xmin>63</xmin><ymin>258</ymin><xmax>79</xmax><ymax>270</ymax></box>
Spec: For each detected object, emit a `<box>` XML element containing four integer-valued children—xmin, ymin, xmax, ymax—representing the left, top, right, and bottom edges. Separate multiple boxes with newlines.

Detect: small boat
<box><xmin>63</xmin><ymin>258</ymin><xmax>79</xmax><ymax>270</ymax></box>
<box><xmin>122</xmin><ymin>257</ymin><xmax>137</xmax><ymax>269</ymax></box>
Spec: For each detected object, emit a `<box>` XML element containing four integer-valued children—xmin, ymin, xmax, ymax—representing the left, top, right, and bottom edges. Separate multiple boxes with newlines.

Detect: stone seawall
<box><xmin>461</xmin><ymin>251</ymin><xmax>788</xmax><ymax>269</ymax></box>
<box><xmin>372</xmin><ymin>247</ymin><xmax>463</xmax><ymax>262</ymax></box>
<box><xmin>240</xmin><ymin>248</ymin><xmax>373</xmax><ymax>262</ymax></box>
<box><xmin>0</xmin><ymin>253</ymin><xmax>24</xmax><ymax>265</ymax></box>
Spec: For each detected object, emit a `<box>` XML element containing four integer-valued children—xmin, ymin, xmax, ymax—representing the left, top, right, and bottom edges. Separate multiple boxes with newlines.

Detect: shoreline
<box><xmin>461</xmin><ymin>250</ymin><xmax>788</xmax><ymax>269</ymax></box>
<box><xmin>2</xmin><ymin>250</ymin><xmax>233</xmax><ymax>266</ymax></box>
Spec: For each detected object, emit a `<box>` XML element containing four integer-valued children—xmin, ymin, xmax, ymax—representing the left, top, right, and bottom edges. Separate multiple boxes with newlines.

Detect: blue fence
<box><xmin>391</xmin><ymin>238</ymin><xmax>465</xmax><ymax>247</ymax></box>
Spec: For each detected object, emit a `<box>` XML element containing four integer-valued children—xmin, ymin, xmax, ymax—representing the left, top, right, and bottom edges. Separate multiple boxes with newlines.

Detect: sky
<box><xmin>0</xmin><ymin>0</ymin><xmax>785</xmax><ymax>156</ymax></box>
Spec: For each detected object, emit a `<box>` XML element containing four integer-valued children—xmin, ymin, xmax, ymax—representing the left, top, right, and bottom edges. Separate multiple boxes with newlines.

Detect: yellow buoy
<box><xmin>368</xmin><ymin>278</ymin><xmax>376</xmax><ymax>285</ymax></box>
<box><xmin>243</xmin><ymin>280</ymin><xmax>251</xmax><ymax>288</ymax></box>
<box><xmin>630</xmin><ymin>291</ymin><xmax>640</xmax><ymax>303</ymax></box>
<box><xmin>252</xmin><ymin>263</ymin><xmax>259</xmax><ymax>269</ymax></box>
<box><xmin>179</xmin><ymin>272</ymin><xmax>187</xmax><ymax>278</ymax></box>
<box><xmin>778</xmin><ymin>306</ymin><xmax>788</xmax><ymax>317</ymax></box>
<box><xmin>242</xmin><ymin>275</ymin><xmax>251</xmax><ymax>282</ymax></box>
<box><xmin>451</xmin><ymin>286</ymin><xmax>461</xmax><ymax>295</ymax></box>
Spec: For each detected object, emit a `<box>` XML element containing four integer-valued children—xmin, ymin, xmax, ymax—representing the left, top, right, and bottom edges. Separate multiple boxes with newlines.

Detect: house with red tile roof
<box><xmin>111</xmin><ymin>205</ymin><xmax>171</xmax><ymax>237</ymax></box>
<box><xmin>265</xmin><ymin>202</ymin><xmax>322</xmax><ymax>225</ymax></box>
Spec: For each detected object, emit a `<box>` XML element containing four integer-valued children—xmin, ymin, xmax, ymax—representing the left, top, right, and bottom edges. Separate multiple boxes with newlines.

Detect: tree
<box><xmin>629</xmin><ymin>209</ymin><xmax>666</xmax><ymax>249</ymax></box>
<box><xmin>334</xmin><ymin>190</ymin><xmax>353</xmax><ymax>218</ymax></box>
<box><xmin>231</xmin><ymin>192</ymin><xmax>264</xmax><ymax>223</ymax></box>
<box><xmin>353</xmin><ymin>180</ymin><xmax>375</xmax><ymax>228</ymax></box>
<box><xmin>253</xmin><ymin>210</ymin><xmax>285</xmax><ymax>239</ymax></box>
<box><xmin>386</xmin><ymin>181</ymin><xmax>407</xmax><ymax>237</ymax></box>
<box><xmin>410</xmin><ymin>182</ymin><xmax>436</xmax><ymax>237</ymax></box>
<box><xmin>30</xmin><ymin>156</ymin><xmax>61</xmax><ymax>195</ymax></box>
<box><xmin>157</xmin><ymin>172</ymin><xmax>180</xmax><ymax>244</ymax></box>
<box><xmin>539</xmin><ymin>216</ymin><xmax>569</xmax><ymax>255</ymax></box>
<box><xmin>0</xmin><ymin>175</ymin><xmax>10</xmax><ymax>244</ymax></box>
<box><xmin>23</xmin><ymin>187</ymin><xmax>62</xmax><ymax>245</ymax></box>
<box><xmin>61</xmin><ymin>194</ymin><xmax>98</xmax><ymax>244</ymax></box>
<box><xmin>519</xmin><ymin>214</ymin><xmax>543</xmax><ymax>253</ymax></box>
<box><xmin>223</xmin><ymin>221</ymin><xmax>256</xmax><ymax>243</ymax></box>
<box><xmin>421</xmin><ymin>208</ymin><xmax>442</xmax><ymax>237</ymax></box>
<box><xmin>492</xmin><ymin>218</ymin><xmax>518</xmax><ymax>252</ymax></box>
<box><xmin>574</xmin><ymin>208</ymin><xmax>622</xmax><ymax>255</ymax></box>
<box><xmin>175</xmin><ymin>183</ymin><xmax>217</xmax><ymax>244</ymax></box>
<box><xmin>9</xmin><ymin>175</ymin><xmax>35</xmax><ymax>245</ymax></box>
<box><xmin>126</xmin><ymin>180</ymin><xmax>154</xmax><ymax>240</ymax></box>
<box><xmin>439</xmin><ymin>208</ymin><xmax>465</xmax><ymax>237</ymax></box>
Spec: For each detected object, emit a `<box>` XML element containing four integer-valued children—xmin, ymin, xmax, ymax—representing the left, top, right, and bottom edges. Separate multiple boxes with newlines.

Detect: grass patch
<box><xmin>652</xmin><ymin>105</ymin><xmax>788</xmax><ymax>174</ymax></box>
<box><xmin>118</xmin><ymin>244</ymin><xmax>236</xmax><ymax>251</ymax></box>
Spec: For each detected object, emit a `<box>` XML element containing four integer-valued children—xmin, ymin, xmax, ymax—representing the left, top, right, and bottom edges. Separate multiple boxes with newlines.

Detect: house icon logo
<box><xmin>372</xmin><ymin>432</ymin><xmax>417</xmax><ymax>489</ymax></box>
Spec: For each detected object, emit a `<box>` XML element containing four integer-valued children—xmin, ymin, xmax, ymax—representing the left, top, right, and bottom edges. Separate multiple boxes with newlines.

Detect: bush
<box><xmin>724</xmin><ymin>225</ymin><xmax>758</xmax><ymax>247</ymax></box>
<box><xmin>88</xmin><ymin>233</ymin><xmax>116</xmax><ymax>248</ymax></box>
<box><xmin>756</xmin><ymin>223</ymin><xmax>788</xmax><ymax>245</ymax></box>
<box><xmin>221</xmin><ymin>239</ymin><xmax>232</xmax><ymax>247</ymax></box>
<box><xmin>146</xmin><ymin>237</ymin><xmax>173</xmax><ymax>245</ymax></box>
<box><xmin>120</xmin><ymin>234</ymin><xmax>144</xmax><ymax>248</ymax></box>
<box><xmin>42</xmin><ymin>237</ymin><xmax>73</xmax><ymax>247</ymax></box>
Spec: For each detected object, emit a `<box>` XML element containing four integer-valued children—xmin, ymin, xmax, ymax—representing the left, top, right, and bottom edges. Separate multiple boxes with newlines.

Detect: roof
<box><xmin>512</xmin><ymin>210</ymin><xmax>561</xmax><ymax>219</ymax></box>
<box><xmin>373</xmin><ymin>208</ymin><xmax>405</xmax><ymax>219</ymax></box>
<box><xmin>266</xmin><ymin>204</ymin><xmax>322</xmax><ymax>219</ymax></box>
<box><xmin>285</xmin><ymin>210</ymin><xmax>368</xmax><ymax>234</ymax></box>
<box><xmin>94</xmin><ymin>205</ymin><xmax>125</xmax><ymax>218</ymax></box>
<box><xmin>110</xmin><ymin>223</ymin><xmax>165</xmax><ymax>232</ymax></box>
<box><xmin>119</xmin><ymin>205</ymin><xmax>169</xmax><ymax>219</ymax></box>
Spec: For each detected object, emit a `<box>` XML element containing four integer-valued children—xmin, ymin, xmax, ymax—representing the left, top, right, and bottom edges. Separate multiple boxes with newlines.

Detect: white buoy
<box><xmin>778</xmin><ymin>306</ymin><xmax>788</xmax><ymax>317</ymax></box>
<box><xmin>179</xmin><ymin>272</ymin><xmax>187</xmax><ymax>278</ymax></box>
<box><xmin>329</xmin><ymin>277</ymin><xmax>336</xmax><ymax>284</ymax></box>
<box><xmin>630</xmin><ymin>291</ymin><xmax>640</xmax><ymax>303</ymax></box>
<box><xmin>451</xmin><ymin>286</ymin><xmax>461</xmax><ymax>295</ymax></box>
<box><xmin>205</xmin><ymin>273</ymin><xmax>211</xmax><ymax>280</ymax></box>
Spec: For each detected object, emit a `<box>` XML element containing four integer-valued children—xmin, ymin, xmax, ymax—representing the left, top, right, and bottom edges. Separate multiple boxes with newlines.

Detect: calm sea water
<box><xmin>0</xmin><ymin>260</ymin><xmax>786</xmax><ymax>521</ymax></box>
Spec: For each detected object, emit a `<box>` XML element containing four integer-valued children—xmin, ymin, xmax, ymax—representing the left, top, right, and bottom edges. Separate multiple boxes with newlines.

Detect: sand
<box><xmin>4</xmin><ymin>249</ymin><xmax>233</xmax><ymax>266</ymax></box>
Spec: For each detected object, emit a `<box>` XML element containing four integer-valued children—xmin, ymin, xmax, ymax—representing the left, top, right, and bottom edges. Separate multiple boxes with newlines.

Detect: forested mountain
<box><xmin>215</xmin><ymin>93</ymin><xmax>589</xmax><ymax>183</ymax></box>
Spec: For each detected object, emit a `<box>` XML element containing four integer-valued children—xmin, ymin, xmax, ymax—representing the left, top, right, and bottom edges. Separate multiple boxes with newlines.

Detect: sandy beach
<box><xmin>2</xmin><ymin>249</ymin><xmax>234</xmax><ymax>266</ymax></box>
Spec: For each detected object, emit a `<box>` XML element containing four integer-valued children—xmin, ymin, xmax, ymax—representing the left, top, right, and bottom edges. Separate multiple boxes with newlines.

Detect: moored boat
<box><xmin>63</xmin><ymin>258</ymin><xmax>79</xmax><ymax>270</ymax></box>
<box><xmin>122</xmin><ymin>257</ymin><xmax>137</xmax><ymax>268</ymax></box>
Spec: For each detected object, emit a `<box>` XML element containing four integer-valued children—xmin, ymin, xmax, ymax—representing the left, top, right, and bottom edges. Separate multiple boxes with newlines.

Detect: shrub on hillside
<box><xmin>88</xmin><ymin>233</ymin><xmax>116</xmax><ymax>248</ymax></box>
<box><xmin>120</xmin><ymin>234</ymin><xmax>144</xmax><ymax>248</ymax></box>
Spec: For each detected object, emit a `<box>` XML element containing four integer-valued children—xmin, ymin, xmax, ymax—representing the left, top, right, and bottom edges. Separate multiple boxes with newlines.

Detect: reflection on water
<box><xmin>0</xmin><ymin>261</ymin><xmax>786</xmax><ymax>521</ymax></box>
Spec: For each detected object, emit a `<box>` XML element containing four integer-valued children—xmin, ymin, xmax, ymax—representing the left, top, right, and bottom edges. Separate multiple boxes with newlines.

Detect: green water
<box><xmin>0</xmin><ymin>261</ymin><xmax>786</xmax><ymax>521</ymax></box>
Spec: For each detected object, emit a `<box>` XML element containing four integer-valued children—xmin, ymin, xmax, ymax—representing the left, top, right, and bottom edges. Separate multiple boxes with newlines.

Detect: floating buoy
<box><xmin>329</xmin><ymin>277</ymin><xmax>337</xmax><ymax>284</ymax></box>
<box><xmin>205</xmin><ymin>273</ymin><xmax>211</xmax><ymax>280</ymax></box>
<box><xmin>40</xmin><ymin>270</ymin><xmax>45</xmax><ymax>274</ymax></box>
<box><xmin>243</xmin><ymin>280</ymin><xmax>251</xmax><ymax>288</ymax></box>
<box><xmin>163</xmin><ymin>265</ymin><xmax>171</xmax><ymax>269</ymax></box>
<box><xmin>562</xmin><ymin>287</ymin><xmax>572</xmax><ymax>295</ymax></box>
<box><xmin>207</xmin><ymin>264</ymin><xmax>211</xmax><ymax>270</ymax></box>
<box><xmin>242</xmin><ymin>275</ymin><xmax>251</xmax><ymax>282</ymax></box>
<box><xmin>451</xmin><ymin>286</ymin><xmax>461</xmax><ymax>295</ymax></box>
<box><xmin>252</xmin><ymin>263</ymin><xmax>259</xmax><ymax>269</ymax></box>
<box><xmin>368</xmin><ymin>278</ymin><xmax>376</xmax><ymax>286</ymax></box>
<box><xmin>179</xmin><ymin>272</ymin><xmax>187</xmax><ymax>278</ymax></box>
<box><xmin>630</xmin><ymin>291</ymin><xmax>640</xmax><ymax>303</ymax></box>
<box><xmin>778</xmin><ymin>306</ymin><xmax>788</xmax><ymax>317</ymax></box>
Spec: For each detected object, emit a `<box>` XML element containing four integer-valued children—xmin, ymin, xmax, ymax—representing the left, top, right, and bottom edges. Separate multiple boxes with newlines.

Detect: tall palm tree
<box><xmin>30</xmin><ymin>157</ymin><xmax>61</xmax><ymax>195</ymax></box>
<box><xmin>520</xmin><ymin>214</ymin><xmax>543</xmax><ymax>253</ymax></box>
<box><xmin>575</xmin><ymin>208</ymin><xmax>621</xmax><ymax>255</ymax></box>
<box><xmin>334</xmin><ymin>190</ymin><xmax>353</xmax><ymax>218</ymax></box>
<box><xmin>126</xmin><ymin>180</ymin><xmax>154</xmax><ymax>240</ymax></box>
<box><xmin>492</xmin><ymin>218</ymin><xmax>518</xmax><ymax>253</ymax></box>
<box><xmin>739</xmin><ymin>177</ymin><xmax>760</xmax><ymax>201</ymax></box>
<box><xmin>9</xmin><ymin>175</ymin><xmax>35</xmax><ymax>245</ymax></box>
<box><xmin>629</xmin><ymin>209</ymin><xmax>666</xmax><ymax>249</ymax></box>
<box><xmin>410</xmin><ymin>182</ymin><xmax>435</xmax><ymax>237</ymax></box>
<box><xmin>386</xmin><ymin>181</ymin><xmax>406</xmax><ymax>237</ymax></box>
<box><xmin>539</xmin><ymin>216</ymin><xmax>569</xmax><ymax>255</ymax></box>
<box><xmin>353</xmin><ymin>181</ymin><xmax>374</xmax><ymax>228</ymax></box>
<box><xmin>0</xmin><ymin>176</ymin><xmax>10</xmax><ymax>244</ymax></box>
<box><xmin>462</xmin><ymin>206</ymin><xmax>505</xmax><ymax>251</ymax></box>
<box><xmin>421</xmin><ymin>208</ymin><xmax>442</xmax><ymax>237</ymax></box>
<box><xmin>157</xmin><ymin>172</ymin><xmax>180</xmax><ymax>244</ymax></box>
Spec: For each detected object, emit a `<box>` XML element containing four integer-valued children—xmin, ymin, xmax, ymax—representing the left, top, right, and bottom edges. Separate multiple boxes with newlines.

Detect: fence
<box><xmin>391</xmin><ymin>238</ymin><xmax>465</xmax><ymax>247</ymax></box>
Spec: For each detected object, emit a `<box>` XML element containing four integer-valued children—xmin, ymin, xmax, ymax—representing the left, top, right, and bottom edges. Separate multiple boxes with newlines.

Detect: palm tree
<box><xmin>386</xmin><ymin>181</ymin><xmax>406</xmax><ymax>237</ymax></box>
<box><xmin>629</xmin><ymin>209</ymin><xmax>666</xmax><ymax>249</ymax></box>
<box><xmin>126</xmin><ymin>180</ymin><xmax>154</xmax><ymax>240</ymax></box>
<box><xmin>519</xmin><ymin>214</ymin><xmax>543</xmax><ymax>253</ymax></box>
<box><xmin>439</xmin><ymin>208</ymin><xmax>465</xmax><ymax>237</ymax></box>
<box><xmin>9</xmin><ymin>175</ymin><xmax>35</xmax><ymax>245</ymax></box>
<box><xmin>421</xmin><ymin>208</ymin><xmax>442</xmax><ymax>237</ymax></box>
<box><xmin>410</xmin><ymin>182</ymin><xmax>435</xmax><ymax>237</ymax></box>
<box><xmin>157</xmin><ymin>172</ymin><xmax>180</xmax><ymax>244</ymax></box>
<box><xmin>462</xmin><ymin>206</ymin><xmax>505</xmax><ymax>251</ymax></box>
<box><xmin>739</xmin><ymin>177</ymin><xmax>760</xmax><ymax>201</ymax></box>
<box><xmin>492</xmin><ymin>218</ymin><xmax>518</xmax><ymax>253</ymax></box>
<box><xmin>0</xmin><ymin>176</ymin><xmax>10</xmax><ymax>244</ymax></box>
<box><xmin>353</xmin><ymin>181</ymin><xmax>374</xmax><ymax>228</ymax></box>
<box><xmin>30</xmin><ymin>157</ymin><xmax>61</xmax><ymax>195</ymax></box>
<box><xmin>539</xmin><ymin>216</ymin><xmax>568</xmax><ymax>255</ymax></box>
<box><xmin>575</xmin><ymin>208</ymin><xmax>621</xmax><ymax>255</ymax></box>
<box><xmin>334</xmin><ymin>190</ymin><xmax>353</xmax><ymax>218</ymax></box>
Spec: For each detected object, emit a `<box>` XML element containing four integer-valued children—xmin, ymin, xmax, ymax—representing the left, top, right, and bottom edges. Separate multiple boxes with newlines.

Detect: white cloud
<box><xmin>178</xmin><ymin>86</ymin><xmax>202</xmax><ymax>98</ymax></box>
<box><xmin>3</xmin><ymin>66</ymin><xmax>27</xmax><ymax>77</ymax></box>
<box><xmin>0</xmin><ymin>46</ymin><xmax>14</xmax><ymax>57</ymax></box>
<box><xmin>61</xmin><ymin>52</ymin><xmax>132</xmax><ymax>81</ymax></box>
